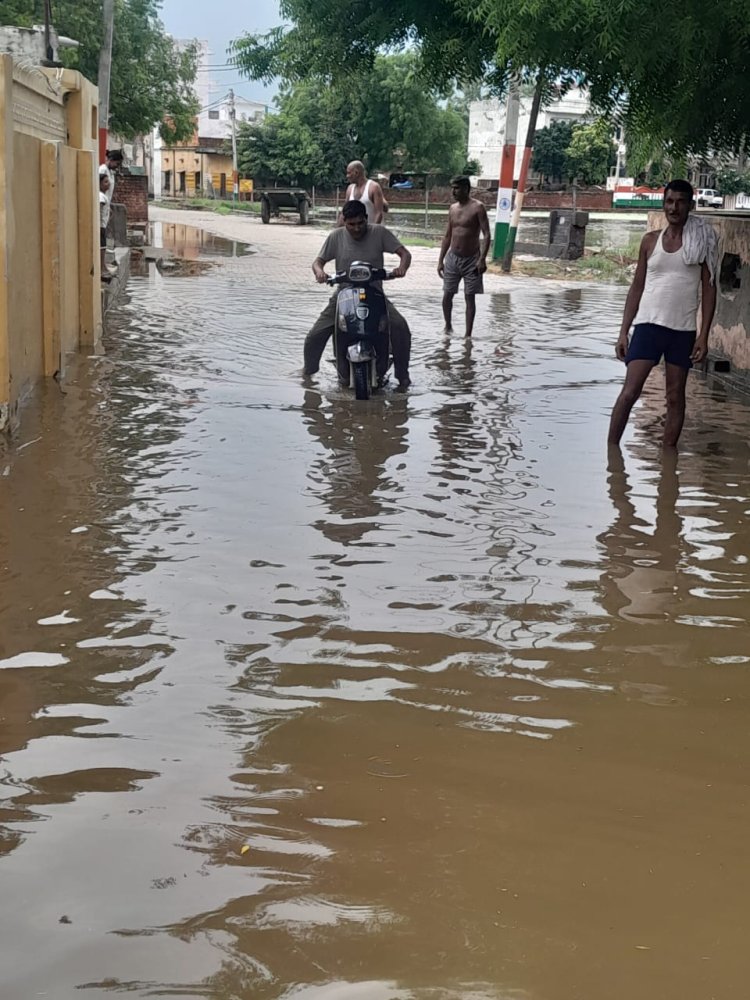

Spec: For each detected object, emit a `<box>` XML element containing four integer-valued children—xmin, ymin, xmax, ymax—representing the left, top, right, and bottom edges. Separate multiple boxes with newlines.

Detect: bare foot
<box><xmin>441</xmin><ymin>326</ymin><xmax>453</xmax><ymax>335</ymax></box>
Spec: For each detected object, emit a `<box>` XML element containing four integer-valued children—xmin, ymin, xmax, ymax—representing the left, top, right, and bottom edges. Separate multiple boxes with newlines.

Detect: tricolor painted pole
<box><xmin>98</xmin><ymin>0</ymin><xmax>115</xmax><ymax>164</ymax></box>
<box><xmin>492</xmin><ymin>76</ymin><xmax>520</xmax><ymax>261</ymax></box>
<box><xmin>501</xmin><ymin>74</ymin><xmax>545</xmax><ymax>273</ymax></box>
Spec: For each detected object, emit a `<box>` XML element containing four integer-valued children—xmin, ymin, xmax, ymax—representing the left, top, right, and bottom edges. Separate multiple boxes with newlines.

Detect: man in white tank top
<box><xmin>337</xmin><ymin>160</ymin><xmax>385</xmax><ymax>225</ymax></box>
<box><xmin>608</xmin><ymin>179</ymin><xmax>717</xmax><ymax>448</ymax></box>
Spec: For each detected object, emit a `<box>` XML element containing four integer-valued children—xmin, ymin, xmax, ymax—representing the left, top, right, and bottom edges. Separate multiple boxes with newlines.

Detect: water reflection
<box><xmin>303</xmin><ymin>389</ymin><xmax>409</xmax><ymax>545</ymax></box>
<box><xmin>600</xmin><ymin>448</ymin><xmax>683</xmax><ymax>623</ymax></box>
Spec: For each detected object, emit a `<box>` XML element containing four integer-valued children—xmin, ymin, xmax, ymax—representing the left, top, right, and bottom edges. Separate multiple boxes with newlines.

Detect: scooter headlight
<box><xmin>348</xmin><ymin>264</ymin><xmax>371</xmax><ymax>282</ymax></box>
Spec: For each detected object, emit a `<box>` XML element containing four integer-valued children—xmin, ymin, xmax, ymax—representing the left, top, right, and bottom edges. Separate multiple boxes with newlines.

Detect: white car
<box><xmin>696</xmin><ymin>188</ymin><xmax>723</xmax><ymax>208</ymax></box>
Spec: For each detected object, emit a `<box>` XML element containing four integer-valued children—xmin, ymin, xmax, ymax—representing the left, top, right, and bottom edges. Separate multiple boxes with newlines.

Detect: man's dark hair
<box><xmin>664</xmin><ymin>178</ymin><xmax>694</xmax><ymax>200</ymax></box>
<box><xmin>342</xmin><ymin>199</ymin><xmax>367</xmax><ymax>220</ymax></box>
<box><xmin>106</xmin><ymin>149</ymin><xmax>124</xmax><ymax>162</ymax></box>
<box><xmin>451</xmin><ymin>175</ymin><xmax>471</xmax><ymax>188</ymax></box>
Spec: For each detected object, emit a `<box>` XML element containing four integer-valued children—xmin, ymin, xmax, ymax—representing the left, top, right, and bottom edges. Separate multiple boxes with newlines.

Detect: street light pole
<box><xmin>43</xmin><ymin>0</ymin><xmax>53</xmax><ymax>62</ymax></box>
<box><xmin>98</xmin><ymin>0</ymin><xmax>115</xmax><ymax>164</ymax></box>
<box><xmin>229</xmin><ymin>88</ymin><xmax>238</xmax><ymax>204</ymax></box>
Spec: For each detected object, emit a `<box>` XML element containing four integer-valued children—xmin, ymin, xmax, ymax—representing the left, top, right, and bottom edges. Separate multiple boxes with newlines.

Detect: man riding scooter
<box><xmin>304</xmin><ymin>200</ymin><xmax>413</xmax><ymax>390</ymax></box>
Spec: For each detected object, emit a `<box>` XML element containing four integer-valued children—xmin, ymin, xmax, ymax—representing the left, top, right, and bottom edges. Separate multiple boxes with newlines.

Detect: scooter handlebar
<box><xmin>325</xmin><ymin>268</ymin><xmax>396</xmax><ymax>286</ymax></box>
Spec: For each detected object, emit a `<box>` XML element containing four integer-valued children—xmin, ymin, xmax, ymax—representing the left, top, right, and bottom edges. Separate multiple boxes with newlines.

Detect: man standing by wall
<box><xmin>438</xmin><ymin>176</ymin><xmax>491</xmax><ymax>338</ymax></box>
<box><xmin>99</xmin><ymin>148</ymin><xmax>122</xmax><ymax>205</ymax></box>
<box><xmin>608</xmin><ymin>179</ymin><xmax>718</xmax><ymax>449</ymax></box>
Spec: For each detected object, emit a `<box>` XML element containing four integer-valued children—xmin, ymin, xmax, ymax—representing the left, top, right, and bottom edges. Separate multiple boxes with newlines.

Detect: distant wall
<box><xmin>647</xmin><ymin>210</ymin><xmax>750</xmax><ymax>386</ymax></box>
<box><xmin>524</xmin><ymin>190</ymin><xmax>612</xmax><ymax>211</ymax></box>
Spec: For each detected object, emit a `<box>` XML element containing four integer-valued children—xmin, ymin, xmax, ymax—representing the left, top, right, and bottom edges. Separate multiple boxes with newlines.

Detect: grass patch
<box><xmin>402</xmin><ymin>234</ymin><xmax>440</xmax><ymax>248</ymax></box>
<box><xmin>496</xmin><ymin>236</ymin><xmax>641</xmax><ymax>285</ymax></box>
<box><xmin>154</xmin><ymin>197</ymin><xmax>261</xmax><ymax>215</ymax></box>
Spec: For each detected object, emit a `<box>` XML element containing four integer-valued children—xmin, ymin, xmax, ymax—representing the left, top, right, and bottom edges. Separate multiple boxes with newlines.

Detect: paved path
<box><xmin>150</xmin><ymin>205</ymin><xmax>562</xmax><ymax>295</ymax></box>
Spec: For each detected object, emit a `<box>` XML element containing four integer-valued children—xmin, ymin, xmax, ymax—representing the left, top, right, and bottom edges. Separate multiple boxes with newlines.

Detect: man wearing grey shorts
<box><xmin>438</xmin><ymin>176</ymin><xmax>491</xmax><ymax>337</ymax></box>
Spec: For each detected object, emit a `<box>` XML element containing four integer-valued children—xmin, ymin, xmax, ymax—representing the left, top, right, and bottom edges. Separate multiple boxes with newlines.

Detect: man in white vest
<box><xmin>608</xmin><ymin>179</ymin><xmax>718</xmax><ymax>448</ymax></box>
<box><xmin>337</xmin><ymin>160</ymin><xmax>385</xmax><ymax>225</ymax></box>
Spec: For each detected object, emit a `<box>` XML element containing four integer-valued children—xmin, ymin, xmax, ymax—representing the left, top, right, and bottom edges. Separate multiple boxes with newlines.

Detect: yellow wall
<box><xmin>9</xmin><ymin>132</ymin><xmax>43</xmax><ymax>390</ymax></box>
<box><xmin>60</xmin><ymin>145</ymin><xmax>80</xmax><ymax>355</ymax></box>
<box><xmin>160</xmin><ymin>146</ymin><xmax>234</xmax><ymax>196</ymax></box>
<box><xmin>0</xmin><ymin>55</ymin><xmax>100</xmax><ymax>431</ymax></box>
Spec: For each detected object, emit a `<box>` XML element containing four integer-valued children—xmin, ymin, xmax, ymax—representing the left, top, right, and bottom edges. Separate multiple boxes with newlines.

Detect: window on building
<box><xmin>220</xmin><ymin>173</ymin><xmax>227</xmax><ymax>198</ymax></box>
<box><xmin>208</xmin><ymin>109</ymin><xmax>219</xmax><ymax>120</ymax></box>
<box><xmin>178</xmin><ymin>171</ymin><xmax>186</xmax><ymax>194</ymax></box>
<box><xmin>163</xmin><ymin>170</ymin><xmax>171</xmax><ymax>193</ymax></box>
<box><xmin>195</xmin><ymin>171</ymin><xmax>201</xmax><ymax>191</ymax></box>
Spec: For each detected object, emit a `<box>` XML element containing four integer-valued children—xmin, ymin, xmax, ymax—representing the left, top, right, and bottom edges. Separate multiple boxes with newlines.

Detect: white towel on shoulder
<box><xmin>682</xmin><ymin>214</ymin><xmax>719</xmax><ymax>285</ymax></box>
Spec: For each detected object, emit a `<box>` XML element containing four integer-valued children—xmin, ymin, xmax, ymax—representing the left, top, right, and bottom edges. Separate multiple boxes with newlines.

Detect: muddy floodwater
<box><xmin>1</xmin><ymin>218</ymin><xmax>750</xmax><ymax>999</ymax></box>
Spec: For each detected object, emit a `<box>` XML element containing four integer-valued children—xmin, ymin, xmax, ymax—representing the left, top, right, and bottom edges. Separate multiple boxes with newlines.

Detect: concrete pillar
<box><xmin>77</xmin><ymin>149</ymin><xmax>102</xmax><ymax>349</ymax></box>
<box><xmin>58</xmin><ymin>68</ymin><xmax>98</xmax><ymax>152</ymax></box>
<box><xmin>0</xmin><ymin>55</ymin><xmax>13</xmax><ymax>427</ymax></box>
<box><xmin>41</xmin><ymin>141</ymin><xmax>63</xmax><ymax>376</ymax></box>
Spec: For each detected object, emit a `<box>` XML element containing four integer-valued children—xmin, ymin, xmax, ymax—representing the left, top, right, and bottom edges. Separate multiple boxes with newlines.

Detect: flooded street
<box><xmin>1</xmin><ymin>209</ymin><xmax>749</xmax><ymax>999</ymax></box>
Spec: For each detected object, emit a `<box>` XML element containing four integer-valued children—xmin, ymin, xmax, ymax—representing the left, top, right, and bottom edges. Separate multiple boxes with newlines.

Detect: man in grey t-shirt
<box><xmin>305</xmin><ymin>200</ymin><xmax>413</xmax><ymax>389</ymax></box>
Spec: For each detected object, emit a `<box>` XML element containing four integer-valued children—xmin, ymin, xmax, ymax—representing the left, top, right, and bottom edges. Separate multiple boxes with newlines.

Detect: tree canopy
<box><xmin>237</xmin><ymin>54</ymin><xmax>471</xmax><ymax>187</ymax></box>
<box><xmin>532</xmin><ymin>122</ymin><xmax>574</xmax><ymax>184</ymax></box>
<box><xmin>564</xmin><ymin>121</ymin><xmax>616</xmax><ymax>186</ymax></box>
<box><xmin>230</xmin><ymin>0</ymin><xmax>749</xmax><ymax>156</ymax></box>
<box><xmin>0</xmin><ymin>0</ymin><xmax>199</xmax><ymax>141</ymax></box>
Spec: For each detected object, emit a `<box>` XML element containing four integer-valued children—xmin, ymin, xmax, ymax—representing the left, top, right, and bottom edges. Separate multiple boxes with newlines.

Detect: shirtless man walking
<box><xmin>337</xmin><ymin>160</ymin><xmax>385</xmax><ymax>225</ymax></box>
<box><xmin>438</xmin><ymin>176</ymin><xmax>491</xmax><ymax>337</ymax></box>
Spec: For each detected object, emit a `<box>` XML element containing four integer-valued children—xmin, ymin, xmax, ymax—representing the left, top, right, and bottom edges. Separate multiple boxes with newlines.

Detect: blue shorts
<box><xmin>626</xmin><ymin>323</ymin><xmax>696</xmax><ymax>370</ymax></box>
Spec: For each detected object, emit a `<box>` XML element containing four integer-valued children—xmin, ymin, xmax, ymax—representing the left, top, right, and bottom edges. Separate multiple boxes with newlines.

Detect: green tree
<box><xmin>716</xmin><ymin>168</ymin><xmax>750</xmax><ymax>196</ymax></box>
<box><xmin>230</xmin><ymin>0</ymin><xmax>750</xmax><ymax>156</ymax></box>
<box><xmin>0</xmin><ymin>0</ymin><xmax>199</xmax><ymax>141</ymax></box>
<box><xmin>356</xmin><ymin>54</ymin><xmax>466</xmax><ymax>174</ymax></box>
<box><xmin>532</xmin><ymin>121</ymin><xmax>574</xmax><ymax>183</ymax></box>
<box><xmin>565</xmin><ymin>121</ymin><xmax>615</xmax><ymax>185</ymax></box>
<box><xmin>236</xmin><ymin>54</ymin><xmax>469</xmax><ymax>186</ymax></box>
<box><xmin>237</xmin><ymin>82</ymin><xmax>356</xmax><ymax>187</ymax></box>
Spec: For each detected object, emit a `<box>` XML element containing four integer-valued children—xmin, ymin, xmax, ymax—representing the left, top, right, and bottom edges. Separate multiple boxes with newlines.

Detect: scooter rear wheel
<box><xmin>353</xmin><ymin>362</ymin><xmax>370</xmax><ymax>400</ymax></box>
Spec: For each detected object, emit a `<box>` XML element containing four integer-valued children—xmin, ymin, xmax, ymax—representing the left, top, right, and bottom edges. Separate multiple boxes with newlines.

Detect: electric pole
<box><xmin>98</xmin><ymin>0</ymin><xmax>115</xmax><ymax>164</ymax></box>
<box><xmin>229</xmin><ymin>89</ymin><xmax>238</xmax><ymax>204</ymax></box>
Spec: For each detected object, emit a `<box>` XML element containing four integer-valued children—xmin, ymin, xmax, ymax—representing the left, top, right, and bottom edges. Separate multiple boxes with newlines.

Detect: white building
<box><xmin>468</xmin><ymin>87</ymin><xmax>592</xmax><ymax>183</ymax></box>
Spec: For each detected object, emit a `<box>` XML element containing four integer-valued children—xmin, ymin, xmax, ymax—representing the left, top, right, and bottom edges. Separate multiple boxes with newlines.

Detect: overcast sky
<box><xmin>159</xmin><ymin>0</ymin><xmax>282</xmax><ymax>103</ymax></box>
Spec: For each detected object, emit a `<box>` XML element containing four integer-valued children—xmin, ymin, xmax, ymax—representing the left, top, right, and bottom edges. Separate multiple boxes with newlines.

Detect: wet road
<box><xmin>1</xmin><ymin>212</ymin><xmax>749</xmax><ymax>999</ymax></box>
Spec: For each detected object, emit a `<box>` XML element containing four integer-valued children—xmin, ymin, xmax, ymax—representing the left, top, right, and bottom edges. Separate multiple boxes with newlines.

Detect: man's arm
<box><xmin>390</xmin><ymin>245</ymin><xmax>412</xmax><ymax>279</ymax></box>
<box><xmin>312</xmin><ymin>235</ymin><xmax>335</xmax><ymax>283</ymax></box>
<box><xmin>438</xmin><ymin>209</ymin><xmax>453</xmax><ymax>277</ymax></box>
<box><xmin>692</xmin><ymin>262</ymin><xmax>717</xmax><ymax>362</ymax></box>
<box><xmin>477</xmin><ymin>203</ymin><xmax>491</xmax><ymax>272</ymax></box>
<box><xmin>615</xmin><ymin>233</ymin><xmax>653</xmax><ymax>360</ymax></box>
<box><xmin>312</xmin><ymin>256</ymin><xmax>329</xmax><ymax>283</ymax></box>
<box><xmin>370</xmin><ymin>181</ymin><xmax>385</xmax><ymax>224</ymax></box>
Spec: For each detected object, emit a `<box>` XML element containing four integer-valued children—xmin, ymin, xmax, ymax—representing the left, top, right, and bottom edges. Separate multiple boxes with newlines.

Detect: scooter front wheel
<box><xmin>353</xmin><ymin>362</ymin><xmax>370</xmax><ymax>400</ymax></box>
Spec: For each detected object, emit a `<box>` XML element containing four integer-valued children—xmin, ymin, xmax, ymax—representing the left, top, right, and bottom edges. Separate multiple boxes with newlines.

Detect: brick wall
<box><xmin>114</xmin><ymin>172</ymin><xmax>148</xmax><ymax>224</ymax></box>
<box><xmin>524</xmin><ymin>191</ymin><xmax>613</xmax><ymax>210</ymax></box>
